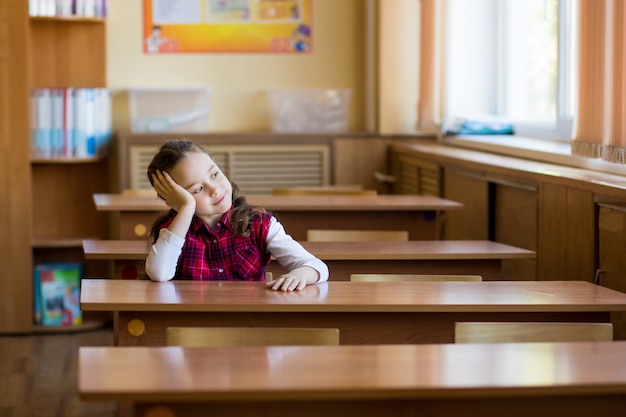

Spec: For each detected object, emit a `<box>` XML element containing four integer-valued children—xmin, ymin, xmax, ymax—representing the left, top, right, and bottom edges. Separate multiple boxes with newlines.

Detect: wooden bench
<box><xmin>82</xmin><ymin>239</ymin><xmax>536</xmax><ymax>281</ymax></box>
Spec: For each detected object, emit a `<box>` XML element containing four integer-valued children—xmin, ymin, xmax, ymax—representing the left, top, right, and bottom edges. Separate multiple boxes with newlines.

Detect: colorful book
<box><xmin>34</xmin><ymin>262</ymin><xmax>83</xmax><ymax>327</ymax></box>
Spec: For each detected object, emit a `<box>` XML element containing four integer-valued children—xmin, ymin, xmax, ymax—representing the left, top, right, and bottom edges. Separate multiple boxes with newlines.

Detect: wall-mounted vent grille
<box><xmin>395</xmin><ymin>154</ymin><xmax>440</xmax><ymax>196</ymax></box>
<box><xmin>129</xmin><ymin>144</ymin><xmax>330</xmax><ymax>195</ymax></box>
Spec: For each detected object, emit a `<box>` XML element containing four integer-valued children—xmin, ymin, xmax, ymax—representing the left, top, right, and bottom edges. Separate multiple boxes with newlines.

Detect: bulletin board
<box><xmin>143</xmin><ymin>0</ymin><xmax>312</xmax><ymax>53</ymax></box>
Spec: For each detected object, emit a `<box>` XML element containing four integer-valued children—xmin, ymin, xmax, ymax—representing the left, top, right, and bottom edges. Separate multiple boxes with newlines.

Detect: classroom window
<box><xmin>443</xmin><ymin>0</ymin><xmax>578</xmax><ymax>142</ymax></box>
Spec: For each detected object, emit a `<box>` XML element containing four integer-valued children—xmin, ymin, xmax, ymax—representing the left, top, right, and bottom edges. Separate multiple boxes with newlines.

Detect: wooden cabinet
<box><xmin>0</xmin><ymin>2</ymin><xmax>110</xmax><ymax>333</ymax></box>
<box><xmin>443</xmin><ymin>171</ymin><xmax>595</xmax><ymax>282</ymax></box>
<box><xmin>492</xmin><ymin>178</ymin><xmax>538</xmax><ymax>281</ymax></box>
<box><xmin>441</xmin><ymin>168</ymin><xmax>489</xmax><ymax>240</ymax></box>
<box><xmin>442</xmin><ymin>168</ymin><xmax>538</xmax><ymax>280</ymax></box>
<box><xmin>389</xmin><ymin>149</ymin><xmax>538</xmax><ymax>280</ymax></box>
<box><xmin>538</xmin><ymin>184</ymin><xmax>595</xmax><ymax>281</ymax></box>
<box><xmin>597</xmin><ymin>201</ymin><xmax>626</xmax><ymax>340</ymax></box>
<box><xmin>389</xmin><ymin>142</ymin><xmax>610</xmax><ymax>283</ymax></box>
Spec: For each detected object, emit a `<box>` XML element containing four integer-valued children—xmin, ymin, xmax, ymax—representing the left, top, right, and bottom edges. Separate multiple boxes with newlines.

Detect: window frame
<box><xmin>444</xmin><ymin>0</ymin><xmax>577</xmax><ymax>143</ymax></box>
<box><xmin>502</xmin><ymin>0</ymin><xmax>577</xmax><ymax>142</ymax></box>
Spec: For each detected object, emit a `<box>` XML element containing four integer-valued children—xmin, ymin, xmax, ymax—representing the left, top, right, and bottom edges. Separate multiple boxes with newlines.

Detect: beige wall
<box><xmin>106</xmin><ymin>0</ymin><xmax>366</xmax><ymax>132</ymax></box>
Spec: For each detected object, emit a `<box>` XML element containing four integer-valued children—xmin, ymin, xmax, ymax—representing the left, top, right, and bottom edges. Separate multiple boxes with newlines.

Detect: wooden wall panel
<box><xmin>334</xmin><ymin>137</ymin><xmax>393</xmax><ymax>193</ymax></box>
<box><xmin>598</xmin><ymin>205</ymin><xmax>626</xmax><ymax>340</ymax></box>
<box><xmin>0</xmin><ymin>0</ymin><xmax>33</xmax><ymax>332</ymax></box>
<box><xmin>538</xmin><ymin>183</ymin><xmax>595</xmax><ymax>281</ymax></box>
<box><xmin>494</xmin><ymin>183</ymin><xmax>538</xmax><ymax>280</ymax></box>
<box><xmin>29</xmin><ymin>20</ymin><xmax>106</xmax><ymax>88</ymax></box>
<box><xmin>565</xmin><ymin>188</ymin><xmax>596</xmax><ymax>279</ymax></box>
<box><xmin>442</xmin><ymin>169</ymin><xmax>489</xmax><ymax>240</ymax></box>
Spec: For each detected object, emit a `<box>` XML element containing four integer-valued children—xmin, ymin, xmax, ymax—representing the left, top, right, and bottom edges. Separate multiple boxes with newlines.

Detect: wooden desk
<box><xmin>79</xmin><ymin>341</ymin><xmax>626</xmax><ymax>417</ymax></box>
<box><xmin>82</xmin><ymin>239</ymin><xmax>536</xmax><ymax>281</ymax></box>
<box><xmin>92</xmin><ymin>193</ymin><xmax>464</xmax><ymax>240</ymax></box>
<box><xmin>79</xmin><ymin>279</ymin><xmax>626</xmax><ymax>346</ymax></box>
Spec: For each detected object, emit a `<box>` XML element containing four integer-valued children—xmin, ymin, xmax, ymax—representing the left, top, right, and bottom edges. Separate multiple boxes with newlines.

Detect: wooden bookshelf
<box><xmin>30</xmin><ymin>16</ymin><xmax>105</xmax><ymax>23</ymax></box>
<box><xmin>31</xmin><ymin>156</ymin><xmax>105</xmax><ymax>164</ymax></box>
<box><xmin>0</xmin><ymin>1</ymin><xmax>110</xmax><ymax>333</ymax></box>
<box><xmin>0</xmin><ymin>0</ymin><xmax>33</xmax><ymax>333</ymax></box>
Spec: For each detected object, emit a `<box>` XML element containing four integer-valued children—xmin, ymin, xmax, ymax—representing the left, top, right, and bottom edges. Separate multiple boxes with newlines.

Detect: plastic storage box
<box><xmin>267</xmin><ymin>88</ymin><xmax>351</xmax><ymax>133</ymax></box>
<box><xmin>129</xmin><ymin>88</ymin><xmax>212</xmax><ymax>133</ymax></box>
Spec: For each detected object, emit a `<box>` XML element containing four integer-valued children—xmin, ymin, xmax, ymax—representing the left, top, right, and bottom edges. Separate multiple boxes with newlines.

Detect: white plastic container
<box><xmin>267</xmin><ymin>88</ymin><xmax>351</xmax><ymax>133</ymax></box>
<box><xmin>128</xmin><ymin>88</ymin><xmax>212</xmax><ymax>133</ymax></box>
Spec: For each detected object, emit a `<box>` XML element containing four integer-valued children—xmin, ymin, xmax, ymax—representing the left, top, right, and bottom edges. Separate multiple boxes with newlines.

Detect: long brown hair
<box><xmin>146</xmin><ymin>140</ymin><xmax>265</xmax><ymax>244</ymax></box>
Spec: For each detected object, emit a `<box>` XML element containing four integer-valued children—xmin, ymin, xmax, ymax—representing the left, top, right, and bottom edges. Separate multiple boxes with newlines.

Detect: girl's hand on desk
<box><xmin>152</xmin><ymin>170</ymin><xmax>195</xmax><ymax>213</ymax></box>
<box><xmin>266</xmin><ymin>267</ymin><xmax>317</xmax><ymax>292</ymax></box>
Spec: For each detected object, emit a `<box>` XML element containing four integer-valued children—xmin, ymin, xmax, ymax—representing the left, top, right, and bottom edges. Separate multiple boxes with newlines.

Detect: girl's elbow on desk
<box><xmin>146</xmin><ymin>272</ymin><xmax>175</xmax><ymax>282</ymax></box>
<box><xmin>145</xmin><ymin>264</ymin><xmax>176</xmax><ymax>282</ymax></box>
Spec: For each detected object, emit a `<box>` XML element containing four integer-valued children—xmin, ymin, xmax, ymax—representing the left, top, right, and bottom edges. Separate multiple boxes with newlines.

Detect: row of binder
<box><xmin>30</xmin><ymin>88</ymin><xmax>112</xmax><ymax>159</ymax></box>
<box><xmin>29</xmin><ymin>0</ymin><xmax>107</xmax><ymax>18</ymax></box>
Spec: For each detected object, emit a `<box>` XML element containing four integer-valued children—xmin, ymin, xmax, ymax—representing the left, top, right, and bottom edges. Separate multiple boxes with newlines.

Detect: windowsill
<box><xmin>442</xmin><ymin>134</ymin><xmax>626</xmax><ymax>178</ymax></box>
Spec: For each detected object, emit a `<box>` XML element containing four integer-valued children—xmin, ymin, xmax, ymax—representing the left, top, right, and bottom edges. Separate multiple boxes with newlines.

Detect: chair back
<box><xmin>351</xmin><ymin>274</ymin><xmax>482</xmax><ymax>282</ymax></box>
<box><xmin>307</xmin><ymin>229</ymin><xmax>409</xmax><ymax>242</ymax></box>
<box><xmin>166</xmin><ymin>327</ymin><xmax>340</xmax><ymax>347</ymax></box>
<box><xmin>454</xmin><ymin>322</ymin><xmax>613</xmax><ymax>343</ymax></box>
<box><xmin>272</xmin><ymin>186</ymin><xmax>377</xmax><ymax>196</ymax></box>
<box><xmin>122</xmin><ymin>188</ymin><xmax>158</xmax><ymax>197</ymax></box>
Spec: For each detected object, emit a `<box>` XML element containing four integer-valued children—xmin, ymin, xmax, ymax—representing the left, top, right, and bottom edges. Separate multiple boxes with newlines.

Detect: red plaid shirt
<box><xmin>160</xmin><ymin>210</ymin><xmax>272</xmax><ymax>281</ymax></box>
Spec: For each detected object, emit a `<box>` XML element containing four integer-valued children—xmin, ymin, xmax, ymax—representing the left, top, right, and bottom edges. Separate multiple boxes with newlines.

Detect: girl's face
<box><xmin>169</xmin><ymin>151</ymin><xmax>233</xmax><ymax>223</ymax></box>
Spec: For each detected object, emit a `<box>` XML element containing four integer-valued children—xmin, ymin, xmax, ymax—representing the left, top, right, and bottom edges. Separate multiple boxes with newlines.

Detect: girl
<box><xmin>145</xmin><ymin>140</ymin><xmax>328</xmax><ymax>291</ymax></box>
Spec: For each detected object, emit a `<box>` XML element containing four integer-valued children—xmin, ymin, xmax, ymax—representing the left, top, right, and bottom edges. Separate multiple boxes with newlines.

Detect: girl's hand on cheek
<box><xmin>152</xmin><ymin>170</ymin><xmax>195</xmax><ymax>212</ymax></box>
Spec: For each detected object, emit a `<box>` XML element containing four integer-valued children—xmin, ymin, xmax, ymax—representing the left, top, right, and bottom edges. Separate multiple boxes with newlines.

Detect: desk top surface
<box><xmin>79</xmin><ymin>341</ymin><xmax>626</xmax><ymax>401</ymax></box>
<box><xmin>81</xmin><ymin>239</ymin><xmax>536</xmax><ymax>260</ymax></box>
<box><xmin>79</xmin><ymin>279</ymin><xmax>626</xmax><ymax>313</ymax></box>
<box><xmin>93</xmin><ymin>193</ymin><xmax>464</xmax><ymax>212</ymax></box>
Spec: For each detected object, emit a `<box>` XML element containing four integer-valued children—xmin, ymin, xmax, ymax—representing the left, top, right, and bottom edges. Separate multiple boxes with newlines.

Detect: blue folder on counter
<box><xmin>443</xmin><ymin>115</ymin><xmax>514</xmax><ymax>135</ymax></box>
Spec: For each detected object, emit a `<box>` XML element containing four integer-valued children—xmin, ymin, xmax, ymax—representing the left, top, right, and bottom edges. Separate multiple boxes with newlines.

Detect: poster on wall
<box><xmin>143</xmin><ymin>0</ymin><xmax>312</xmax><ymax>53</ymax></box>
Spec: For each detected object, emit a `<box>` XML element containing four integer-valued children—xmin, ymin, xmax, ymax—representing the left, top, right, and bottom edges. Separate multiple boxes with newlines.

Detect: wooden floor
<box><xmin>0</xmin><ymin>324</ymin><xmax>116</xmax><ymax>417</ymax></box>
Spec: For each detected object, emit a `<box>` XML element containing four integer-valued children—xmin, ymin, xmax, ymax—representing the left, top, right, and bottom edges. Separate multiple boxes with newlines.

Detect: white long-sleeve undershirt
<box><xmin>145</xmin><ymin>216</ymin><xmax>329</xmax><ymax>283</ymax></box>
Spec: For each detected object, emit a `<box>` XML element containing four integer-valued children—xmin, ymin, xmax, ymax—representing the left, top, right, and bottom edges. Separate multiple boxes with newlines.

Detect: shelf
<box><xmin>29</xmin><ymin>16</ymin><xmax>105</xmax><ymax>23</ymax></box>
<box><xmin>32</xmin><ymin>237</ymin><xmax>106</xmax><ymax>248</ymax></box>
<box><xmin>31</xmin><ymin>156</ymin><xmax>105</xmax><ymax>164</ymax></box>
<box><xmin>33</xmin><ymin>314</ymin><xmax>112</xmax><ymax>334</ymax></box>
